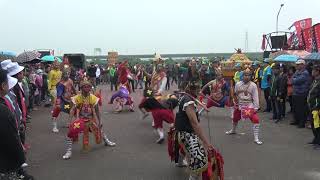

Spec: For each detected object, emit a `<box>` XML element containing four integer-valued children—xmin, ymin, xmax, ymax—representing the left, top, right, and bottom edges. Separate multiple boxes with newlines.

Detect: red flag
<box><xmin>261</xmin><ymin>34</ymin><xmax>266</xmax><ymax>50</ymax></box>
<box><xmin>302</xmin><ymin>27</ymin><xmax>313</xmax><ymax>52</ymax></box>
<box><xmin>290</xmin><ymin>18</ymin><xmax>312</xmax><ymax>46</ymax></box>
<box><xmin>314</xmin><ymin>23</ymin><xmax>320</xmax><ymax>52</ymax></box>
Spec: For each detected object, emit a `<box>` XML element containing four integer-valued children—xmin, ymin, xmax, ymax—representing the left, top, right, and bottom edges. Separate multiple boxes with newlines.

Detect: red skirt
<box><xmin>151</xmin><ymin>109</ymin><xmax>175</xmax><ymax>129</ymax></box>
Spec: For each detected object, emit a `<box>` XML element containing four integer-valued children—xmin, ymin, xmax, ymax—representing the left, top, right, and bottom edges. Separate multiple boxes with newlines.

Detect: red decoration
<box><xmin>261</xmin><ymin>34</ymin><xmax>266</xmax><ymax>50</ymax></box>
<box><xmin>67</xmin><ymin>118</ymin><xmax>85</xmax><ymax>141</ymax></box>
<box><xmin>241</xmin><ymin>107</ymin><xmax>255</xmax><ymax>119</ymax></box>
<box><xmin>313</xmin><ymin>23</ymin><xmax>320</xmax><ymax>52</ymax></box>
<box><xmin>290</xmin><ymin>18</ymin><xmax>312</xmax><ymax>47</ymax></box>
<box><xmin>302</xmin><ymin>27</ymin><xmax>313</xmax><ymax>52</ymax></box>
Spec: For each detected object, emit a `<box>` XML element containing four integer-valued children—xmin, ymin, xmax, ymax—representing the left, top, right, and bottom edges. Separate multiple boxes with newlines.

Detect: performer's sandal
<box><xmin>104</xmin><ymin>136</ymin><xmax>116</xmax><ymax>147</ymax></box>
<box><xmin>175</xmin><ymin>159</ymin><xmax>188</xmax><ymax>167</ymax></box>
<box><xmin>52</xmin><ymin>127</ymin><xmax>59</xmax><ymax>133</ymax></box>
<box><xmin>156</xmin><ymin>138</ymin><xmax>164</xmax><ymax>144</ymax></box>
<box><xmin>62</xmin><ymin>151</ymin><xmax>72</xmax><ymax>160</ymax></box>
<box><xmin>225</xmin><ymin>130</ymin><xmax>236</xmax><ymax>135</ymax></box>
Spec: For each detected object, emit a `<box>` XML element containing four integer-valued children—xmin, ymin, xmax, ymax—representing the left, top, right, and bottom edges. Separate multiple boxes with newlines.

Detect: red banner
<box><xmin>302</xmin><ymin>27</ymin><xmax>313</xmax><ymax>52</ymax></box>
<box><xmin>261</xmin><ymin>34</ymin><xmax>266</xmax><ymax>50</ymax></box>
<box><xmin>290</xmin><ymin>18</ymin><xmax>312</xmax><ymax>46</ymax></box>
<box><xmin>314</xmin><ymin>23</ymin><xmax>320</xmax><ymax>52</ymax></box>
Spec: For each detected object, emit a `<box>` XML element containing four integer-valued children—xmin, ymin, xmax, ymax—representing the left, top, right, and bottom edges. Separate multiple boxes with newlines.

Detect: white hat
<box><xmin>296</xmin><ymin>59</ymin><xmax>306</xmax><ymax>65</ymax></box>
<box><xmin>6</xmin><ymin>62</ymin><xmax>25</xmax><ymax>76</ymax></box>
<box><xmin>36</xmin><ymin>69</ymin><xmax>43</xmax><ymax>74</ymax></box>
<box><xmin>1</xmin><ymin>59</ymin><xmax>12</xmax><ymax>70</ymax></box>
<box><xmin>7</xmin><ymin>75</ymin><xmax>17</xmax><ymax>89</ymax></box>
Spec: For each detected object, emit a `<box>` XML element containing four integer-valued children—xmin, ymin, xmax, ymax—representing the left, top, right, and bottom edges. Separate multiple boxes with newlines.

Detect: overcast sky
<box><xmin>0</xmin><ymin>0</ymin><xmax>319</xmax><ymax>55</ymax></box>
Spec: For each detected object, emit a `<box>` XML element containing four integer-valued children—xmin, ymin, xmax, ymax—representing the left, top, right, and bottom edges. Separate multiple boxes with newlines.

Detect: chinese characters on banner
<box><xmin>302</xmin><ymin>27</ymin><xmax>313</xmax><ymax>52</ymax></box>
<box><xmin>313</xmin><ymin>23</ymin><xmax>320</xmax><ymax>52</ymax></box>
<box><xmin>290</xmin><ymin>18</ymin><xmax>312</xmax><ymax>47</ymax></box>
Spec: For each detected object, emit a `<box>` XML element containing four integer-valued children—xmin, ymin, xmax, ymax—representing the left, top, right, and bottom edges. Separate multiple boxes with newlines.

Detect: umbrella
<box><xmin>0</xmin><ymin>51</ymin><xmax>17</xmax><ymax>61</ymax></box>
<box><xmin>0</xmin><ymin>51</ymin><xmax>16</xmax><ymax>57</ymax></box>
<box><xmin>271</xmin><ymin>50</ymin><xmax>310</xmax><ymax>59</ymax></box>
<box><xmin>16</xmin><ymin>51</ymin><xmax>40</xmax><ymax>63</ymax></box>
<box><xmin>274</xmin><ymin>54</ymin><xmax>299</xmax><ymax>62</ymax></box>
<box><xmin>41</xmin><ymin>55</ymin><xmax>62</xmax><ymax>62</ymax></box>
<box><xmin>303</xmin><ymin>53</ymin><xmax>320</xmax><ymax>61</ymax></box>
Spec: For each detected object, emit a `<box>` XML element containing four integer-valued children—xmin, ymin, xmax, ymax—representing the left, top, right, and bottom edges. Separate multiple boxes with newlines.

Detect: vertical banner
<box><xmin>289</xmin><ymin>18</ymin><xmax>312</xmax><ymax>47</ymax></box>
<box><xmin>261</xmin><ymin>34</ymin><xmax>266</xmax><ymax>50</ymax></box>
<box><xmin>313</xmin><ymin>23</ymin><xmax>320</xmax><ymax>52</ymax></box>
<box><xmin>302</xmin><ymin>27</ymin><xmax>313</xmax><ymax>52</ymax></box>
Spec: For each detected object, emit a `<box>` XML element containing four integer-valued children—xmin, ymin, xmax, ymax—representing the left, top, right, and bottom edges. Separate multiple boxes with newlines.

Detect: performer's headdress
<box><xmin>63</xmin><ymin>56</ymin><xmax>70</xmax><ymax>69</ymax></box>
<box><xmin>153</xmin><ymin>53</ymin><xmax>164</xmax><ymax>65</ymax></box>
<box><xmin>143</xmin><ymin>88</ymin><xmax>154</xmax><ymax>98</ymax></box>
<box><xmin>80</xmin><ymin>79</ymin><xmax>92</xmax><ymax>88</ymax></box>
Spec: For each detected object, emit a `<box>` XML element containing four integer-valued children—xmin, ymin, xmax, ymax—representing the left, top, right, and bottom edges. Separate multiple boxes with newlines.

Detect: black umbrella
<box><xmin>16</xmin><ymin>51</ymin><xmax>40</xmax><ymax>63</ymax></box>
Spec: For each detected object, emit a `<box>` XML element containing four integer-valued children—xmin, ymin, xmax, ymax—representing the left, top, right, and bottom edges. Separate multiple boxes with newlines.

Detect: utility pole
<box><xmin>245</xmin><ymin>30</ymin><xmax>249</xmax><ymax>52</ymax></box>
<box><xmin>276</xmin><ymin>4</ymin><xmax>285</xmax><ymax>33</ymax></box>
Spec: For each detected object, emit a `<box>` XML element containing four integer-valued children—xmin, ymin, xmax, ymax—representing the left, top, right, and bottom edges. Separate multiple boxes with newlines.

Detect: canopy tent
<box><xmin>270</xmin><ymin>50</ymin><xmax>310</xmax><ymax>59</ymax></box>
<box><xmin>303</xmin><ymin>53</ymin><xmax>320</xmax><ymax>61</ymax></box>
<box><xmin>0</xmin><ymin>51</ymin><xmax>17</xmax><ymax>61</ymax></box>
<box><xmin>274</xmin><ymin>54</ymin><xmax>299</xmax><ymax>62</ymax></box>
<box><xmin>41</xmin><ymin>55</ymin><xmax>62</xmax><ymax>63</ymax></box>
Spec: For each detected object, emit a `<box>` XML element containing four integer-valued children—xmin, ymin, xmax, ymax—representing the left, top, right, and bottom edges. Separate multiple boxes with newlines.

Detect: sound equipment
<box><xmin>271</xmin><ymin>35</ymin><xmax>288</xmax><ymax>49</ymax></box>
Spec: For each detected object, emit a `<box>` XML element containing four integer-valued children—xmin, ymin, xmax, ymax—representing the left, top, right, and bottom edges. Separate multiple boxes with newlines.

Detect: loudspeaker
<box><xmin>271</xmin><ymin>35</ymin><xmax>288</xmax><ymax>49</ymax></box>
<box><xmin>263</xmin><ymin>51</ymin><xmax>271</xmax><ymax>58</ymax></box>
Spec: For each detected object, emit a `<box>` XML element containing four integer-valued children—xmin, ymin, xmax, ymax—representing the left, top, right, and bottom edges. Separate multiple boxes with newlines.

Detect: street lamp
<box><xmin>276</xmin><ymin>4</ymin><xmax>285</xmax><ymax>32</ymax></box>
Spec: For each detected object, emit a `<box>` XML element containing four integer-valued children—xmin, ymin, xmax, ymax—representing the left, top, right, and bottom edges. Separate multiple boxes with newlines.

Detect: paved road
<box><xmin>25</xmin><ymin>85</ymin><xmax>320</xmax><ymax>180</ymax></box>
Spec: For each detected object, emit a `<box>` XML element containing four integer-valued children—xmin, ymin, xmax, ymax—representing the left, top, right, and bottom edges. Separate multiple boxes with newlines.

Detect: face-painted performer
<box><xmin>143</xmin><ymin>53</ymin><xmax>167</xmax><ymax>97</ymax></box>
<box><xmin>109</xmin><ymin>61</ymin><xmax>134</xmax><ymax>112</ymax></box>
<box><xmin>139</xmin><ymin>88</ymin><xmax>179</xmax><ymax>144</ymax></box>
<box><xmin>226</xmin><ymin>68</ymin><xmax>263</xmax><ymax>145</ymax></box>
<box><xmin>51</xmin><ymin>68</ymin><xmax>76</xmax><ymax>133</ymax></box>
<box><xmin>198</xmin><ymin>70</ymin><xmax>230</xmax><ymax>115</ymax></box>
<box><xmin>62</xmin><ymin>80</ymin><xmax>116</xmax><ymax>160</ymax></box>
<box><xmin>173</xmin><ymin>81</ymin><xmax>224</xmax><ymax>180</ymax></box>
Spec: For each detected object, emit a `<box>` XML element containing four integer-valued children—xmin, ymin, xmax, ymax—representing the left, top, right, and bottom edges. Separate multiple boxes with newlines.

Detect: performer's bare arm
<box><xmin>251</xmin><ymin>84</ymin><xmax>260</xmax><ymax>110</ymax></box>
<box><xmin>185</xmin><ymin>105</ymin><xmax>213</xmax><ymax>151</ymax></box>
<box><xmin>200</xmin><ymin>80</ymin><xmax>215</xmax><ymax>94</ymax></box>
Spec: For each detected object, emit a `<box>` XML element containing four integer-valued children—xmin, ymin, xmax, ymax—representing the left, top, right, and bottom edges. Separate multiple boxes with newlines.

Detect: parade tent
<box><xmin>303</xmin><ymin>53</ymin><xmax>320</xmax><ymax>61</ymax></box>
<box><xmin>270</xmin><ymin>50</ymin><xmax>310</xmax><ymax>59</ymax></box>
<box><xmin>274</xmin><ymin>54</ymin><xmax>299</xmax><ymax>62</ymax></box>
<box><xmin>0</xmin><ymin>51</ymin><xmax>16</xmax><ymax>61</ymax></box>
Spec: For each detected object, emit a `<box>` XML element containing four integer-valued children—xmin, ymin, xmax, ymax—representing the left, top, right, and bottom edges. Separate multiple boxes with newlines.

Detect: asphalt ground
<box><xmin>25</xmin><ymin>85</ymin><xmax>320</xmax><ymax>180</ymax></box>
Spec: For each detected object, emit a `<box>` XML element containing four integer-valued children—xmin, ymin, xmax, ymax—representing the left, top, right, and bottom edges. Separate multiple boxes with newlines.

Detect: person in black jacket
<box><xmin>270</xmin><ymin>64</ymin><xmax>281</xmax><ymax>121</ymax></box>
<box><xmin>307</xmin><ymin>65</ymin><xmax>320</xmax><ymax>149</ymax></box>
<box><xmin>0</xmin><ymin>69</ymin><xmax>33</xmax><ymax>180</ymax></box>
<box><xmin>276</xmin><ymin>64</ymin><xmax>288</xmax><ymax>123</ymax></box>
<box><xmin>86</xmin><ymin>62</ymin><xmax>97</xmax><ymax>87</ymax></box>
